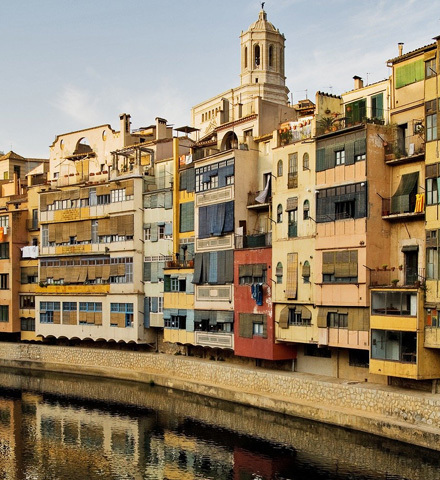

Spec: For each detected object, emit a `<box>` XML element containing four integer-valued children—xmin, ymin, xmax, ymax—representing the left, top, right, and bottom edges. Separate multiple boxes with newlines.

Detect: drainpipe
<box><xmin>172</xmin><ymin>138</ymin><xmax>180</xmax><ymax>259</ymax></box>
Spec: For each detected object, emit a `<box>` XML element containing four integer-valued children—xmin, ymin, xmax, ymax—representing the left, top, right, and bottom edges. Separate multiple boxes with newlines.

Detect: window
<box><xmin>335</xmin><ymin>149</ymin><xmax>345</xmax><ymax>165</ymax></box>
<box><xmin>165</xmin><ymin>275</ymin><xmax>187</xmax><ymax>292</ymax></box>
<box><xmin>180</xmin><ymin>202</ymin><xmax>194</xmax><ymax>233</ymax></box>
<box><xmin>335</xmin><ymin>200</ymin><xmax>355</xmax><ymax>219</ymax></box>
<box><xmin>158</xmin><ymin>225</ymin><xmax>165</xmax><ymax>240</ymax></box>
<box><xmin>425</xmin><ymin>57</ymin><xmax>436</xmax><ymax>78</ymax></box>
<box><xmin>0</xmin><ymin>216</ymin><xmax>9</xmax><ymax>229</ymax></box>
<box><xmin>371</xmin><ymin>291</ymin><xmax>417</xmax><ymax>316</ymax></box>
<box><xmin>371</xmin><ymin>93</ymin><xmax>384</xmax><ymax>120</ymax></box>
<box><xmin>0</xmin><ymin>274</ymin><xmax>8</xmax><ymax>290</ymax></box>
<box><xmin>303</xmin><ymin>153</ymin><xmax>309</xmax><ymax>170</ymax></box>
<box><xmin>426</xmin><ymin>113</ymin><xmax>437</xmax><ymax>142</ymax></box>
<box><xmin>40</xmin><ymin>302</ymin><xmax>60</xmax><ymax>324</ymax></box>
<box><xmin>288</xmin><ymin>309</ymin><xmax>311</xmax><ymax>326</ymax></box>
<box><xmin>322</xmin><ymin>250</ymin><xmax>358</xmax><ymax>283</ymax></box>
<box><xmin>371</xmin><ymin>330</ymin><xmax>417</xmax><ymax>363</ymax></box>
<box><xmin>20</xmin><ymin>295</ymin><xmax>35</xmax><ymax>309</ymax></box>
<box><xmin>110</xmin><ymin>303</ymin><xmax>133</xmax><ymax>328</ymax></box>
<box><xmin>244</xmin><ymin>46</ymin><xmax>248</xmax><ymax>69</ymax></box>
<box><xmin>0</xmin><ymin>243</ymin><xmax>9</xmax><ymax>259</ymax></box>
<box><xmin>63</xmin><ymin>302</ymin><xmax>77</xmax><ymax>312</ymax></box>
<box><xmin>91</xmin><ymin>220</ymin><xmax>98</xmax><ymax>244</ymax></box>
<box><xmin>89</xmin><ymin>188</ymin><xmax>97</xmax><ymax>206</ymax></box>
<box><xmin>42</xmin><ymin>225</ymin><xmax>48</xmax><ymax>247</ymax></box>
<box><xmin>327</xmin><ymin>312</ymin><xmax>348</xmax><ymax>328</ymax></box>
<box><xmin>277</xmin><ymin>204</ymin><xmax>283</xmax><ymax>223</ymax></box>
<box><xmin>288</xmin><ymin>209</ymin><xmax>297</xmax><ymax>238</ymax></box>
<box><xmin>144</xmin><ymin>228</ymin><xmax>151</xmax><ymax>241</ymax></box>
<box><xmin>21</xmin><ymin>317</ymin><xmax>35</xmax><ymax>331</ymax></box>
<box><xmin>427</xmin><ymin>229</ymin><xmax>440</xmax><ymax>279</ymax></box>
<box><xmin>268</xmin><ymin>45</ymin><xmax>273</xmax><ymax>67</ymax></box>
<box><xmin>253</xmin><ymin>323</ymin><xmax>264</xmax><ymax>336</ymax></box>
<box><xmin>277</xmin><ymin>160</ymin><xmax>283</xmax><ymax>177</ymax></box>
<box><xmin>111</xmin><ymin>189</ymin><xmax>126</xmax><ymax>203</ymax></box>
<box><xmin>0</xmin><ymin>305</ymin><xmax>8</xmax><ymax>322</ymax></box>
<box><xmin>254</xmin><ymin>44</ymin><xmax>260</xmax><ymax>66</ymax></box>
<box><xmin>238</xmin><ymin>264</ymin><xmax>267</xmax><ymax>285</ymax></box>
<box><xmin>276</xmin><ymin>262</ymin><xmax>283</xmax><ymax>284</ymax></box>
<box><xmin>427</xmin><ymin>178</ymin><xmax>438</xmax><ymax>205</ymax></box>
<box><xmin>288</xmin><ymin>153</ymin><xmax>298</xmax><ymax>174</ymax></box>
<box><xmin>345</xmin><ymin>99</ymin><xmax>366</xmax><ymax>125</ymax></box>
<box><xmin>349</xmin><ymin>350</ymin><xmax>369</xmax><ymax>368</ymax></box>
<box><xmin>302</xmin><ymin>260</ymin><xmax>311</xmax><ymax>283</ymax></box>
<box><xmin>303</xmin><ymin>200</ymin><xmax>310</xmax><ymax>220</ymax></box>
<box><xmin>396</xmin><ymin>60</ymin><xmax>424</xmax><ymax>88</ymax></box>
<box><xmin>165</xmin><ymin>315</ymin><xmax>187</xmax><ymax>330</ymax></box>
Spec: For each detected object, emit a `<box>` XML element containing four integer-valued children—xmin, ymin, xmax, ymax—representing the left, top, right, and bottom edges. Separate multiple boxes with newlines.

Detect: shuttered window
<box><xmin>286</xmin><ymin>253</ymin><xmax>298</xmax><ymax>299</ymax></box>
<box><xmin>180</xmin><ymin>202</ymin><xmax>194</xmax><ymax>233</ymax></box>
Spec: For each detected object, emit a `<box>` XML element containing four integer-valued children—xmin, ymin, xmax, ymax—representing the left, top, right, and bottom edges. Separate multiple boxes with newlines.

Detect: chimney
<box><xmin>353</xmin><ymin>75</ymin><xmax>364</xmax><ymax>90</ymax></box>
<box><xmin>398</xmin><ymin>42</ymin><xmax>404</xmax><ymax>56</ymax></box>
<box><xmin>119</xmin><ymin>113</ymin><xmax>131</xmax><ymax>147</ymax></box>
<box><xmin>155</xmin><ymin>117</ymin><xmax>167</xmax><ymax>140</ymax></box>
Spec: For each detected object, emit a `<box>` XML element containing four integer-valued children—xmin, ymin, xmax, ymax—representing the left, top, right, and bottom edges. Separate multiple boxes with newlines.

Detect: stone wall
<box><xmin>0</xmin><ymin>342</ymin><xmax>439</xmax><ymax>450</ymax></box>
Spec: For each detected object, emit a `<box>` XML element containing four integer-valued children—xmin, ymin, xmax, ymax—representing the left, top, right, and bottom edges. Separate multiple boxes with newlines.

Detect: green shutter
<box><xmin>316</xmin><ymin>148</ymin><xmax>325</xmax><ymax>172</ymax></box>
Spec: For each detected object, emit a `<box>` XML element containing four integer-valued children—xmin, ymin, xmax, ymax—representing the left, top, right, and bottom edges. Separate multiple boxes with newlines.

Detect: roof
<box><xmin>387</xmin><ymin>41</ymin><xmax>436</xmax><ymax>65</ymax></box>
<box><xmin>0</xmin><ymin>151</ymin><xmax>25</xmax><ymax>161</ymax></box>
<box><xmin>248</xmin><ymin>9</ymin><xmax>278</xmax><ymax>33</ymax></box>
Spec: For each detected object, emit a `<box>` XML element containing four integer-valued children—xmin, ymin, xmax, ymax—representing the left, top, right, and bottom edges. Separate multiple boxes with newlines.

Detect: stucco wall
<box><xmin>0</xmin><ymin>342</ymin><xmax>439</xmax><ymax>450</ymax></box>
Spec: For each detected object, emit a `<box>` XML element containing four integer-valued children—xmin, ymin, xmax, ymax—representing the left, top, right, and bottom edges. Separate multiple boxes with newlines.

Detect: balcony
<box><xmin>235</xmin><ymin>232</ymin><xmax>271</xmax><ymax>249</ymax></box>
<box><xmin>381</xmin><ymin>194</ymin><xmax>424</xmax><ymax>221</ymax></box>
<box><xmin>165</xmin><ymin>259</ymin><xmax>194</xmax><ymax>270</ymax></box>
<box><xmin>384</xmin><ymin>134</ymin><xmax>425</xmax><ymax>165</ymax></box>
<box><xmin>194</xmin><ymin>331</ymin><xmax>234</xmax><ymax>349</ymax></box>
<box><xmin>370</xmin><ymin>267</ymin><xmax>425</xmax><ymax>287</ymax></box>
<box><xmin>247</xmin><ymin>191</ymin><xmax>271</xmax><ymax>210</ymax></box>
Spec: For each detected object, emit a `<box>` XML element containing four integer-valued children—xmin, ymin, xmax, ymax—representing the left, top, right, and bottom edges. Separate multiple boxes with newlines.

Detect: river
<box><xmin>0</xmin><ymin>367</ymin><xmax>438</xmax><ymax>479</ymax></box>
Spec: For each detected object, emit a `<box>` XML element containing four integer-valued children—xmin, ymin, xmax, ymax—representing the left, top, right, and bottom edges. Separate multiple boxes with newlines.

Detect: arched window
<box><xmin>303</xmin><ymin>200</ymin><xmax>310</xmax><ymax>220</ymax></box>
<box><xmin>254</xmin><ymin>45</ymin><xmax>261</xmax><ymax>67</ymax></box>
<box><xmin>277</xmin><ymin>160</ymin><xmax>283</xmax><ymax>177</ymax></box>
<box><xmin>276</xmin><ymin>262</ymin><xmax>283</xmax><ymax>284</ymax></box>
<box><xmin>302</xmin><ymin>261</ymin><xmax>310</xmax><ymax>283</ymax></box>
<box><xmin>269</xmin><ymin>45</ymin><xmax>273</xmax><ymax>67</ymax></box>
<box><xmin>303</xmin><ymin>152</ymin><xmax>309</xmax><ymax>170</ymax></box>
<box><xmin>277</xmin><ymin>204</ymin><xmax>283</xmax><ymax>223</ymax></box>
<box><xmin>244</xmin><ymin>47</ymin><xmax>248</xmax><ymax>69</ymax></box>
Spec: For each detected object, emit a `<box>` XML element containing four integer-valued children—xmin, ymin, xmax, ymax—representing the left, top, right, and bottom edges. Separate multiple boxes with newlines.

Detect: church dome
<box><xmin>248</xmin><ymin>9</ymin><xmax>278</xmax><ymax>32</ymax></box>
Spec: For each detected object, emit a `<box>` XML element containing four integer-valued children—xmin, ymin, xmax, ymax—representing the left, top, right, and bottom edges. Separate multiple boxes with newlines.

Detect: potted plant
<box><xmin>391</xmin><ymin>279</ymin><xmax>399</xmax><ymax>287</ymax></box>
<box><xmin>382</xmin><ymin>264</ymin><xmax>388</xmax><ymax>271</ymax></box>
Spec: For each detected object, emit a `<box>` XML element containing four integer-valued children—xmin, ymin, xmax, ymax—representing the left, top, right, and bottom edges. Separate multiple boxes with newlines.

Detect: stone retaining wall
<box><xmin>1</xmin><ymin>342</ymin><xmax>439</xmax><ymax>450</ymax></box>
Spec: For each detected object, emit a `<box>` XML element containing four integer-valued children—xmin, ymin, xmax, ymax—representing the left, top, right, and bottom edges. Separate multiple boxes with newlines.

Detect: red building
<box><xmin>234</xmin><ymin>246</ymin><xmax>296</xmax><ymax>360</ymax></box>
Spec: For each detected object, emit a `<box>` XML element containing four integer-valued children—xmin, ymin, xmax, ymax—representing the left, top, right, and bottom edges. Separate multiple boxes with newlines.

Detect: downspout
<box><xmin>172</xmin><ymin>138</ymin><xmax>180</xmax><ymax>259</ymax></box>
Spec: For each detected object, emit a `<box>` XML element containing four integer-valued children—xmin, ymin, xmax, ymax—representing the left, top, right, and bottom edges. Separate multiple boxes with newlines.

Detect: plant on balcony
<box><xmin>280</xmin><ymin>129</ymin><xmax>292</xmax><ymax>145</ymax></box>
<box><xmin>382</xmin><ymin>264</ymin><xmax>388</xmax><ymax>270</ymax></box>
<box><xmin>391</xmin><ymin>279</ymin><xmax>399</xmax><ymax>286</ymax></box>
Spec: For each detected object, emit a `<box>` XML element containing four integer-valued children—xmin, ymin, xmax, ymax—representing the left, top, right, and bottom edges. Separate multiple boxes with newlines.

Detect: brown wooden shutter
<box><xmin>286</xmin><ymin>252</ymin><xmax>298</xmax><ymax>299</ymax></box>
<box><xmin>279</xmin><ymin>306</ymin><xmax>289</xmax><ymax>329</ymax></box>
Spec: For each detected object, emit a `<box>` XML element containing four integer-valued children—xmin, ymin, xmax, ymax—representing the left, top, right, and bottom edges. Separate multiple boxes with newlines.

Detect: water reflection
<box><xmin>0</xmin><ymin>368</ymin><xmax>438</xmax><ymax>479</ymax></box>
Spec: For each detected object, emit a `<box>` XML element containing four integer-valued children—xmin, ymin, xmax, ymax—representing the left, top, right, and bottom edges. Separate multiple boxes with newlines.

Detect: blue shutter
<box><xmin>144</xmin><ymin>297</ymin><xmax>150</xmax><ymax>328</ymax></box>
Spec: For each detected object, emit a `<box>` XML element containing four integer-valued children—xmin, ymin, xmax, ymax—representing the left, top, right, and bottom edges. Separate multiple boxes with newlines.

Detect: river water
<box><xmin>0</xmin><ymin>368</ymin><xmax>438</xmax><ymax>480</ymax></box>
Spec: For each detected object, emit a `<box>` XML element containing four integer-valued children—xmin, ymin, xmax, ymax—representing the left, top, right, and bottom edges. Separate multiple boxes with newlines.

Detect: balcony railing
<box><xmin>370</xmin><ymin>267</ymin><xmax>425</xmax><ymax>287</ymax></box>
<box><xmin>247</xmin><ymin>191</ymin><xmax>271</xmax><ymax>207</ymax></box>
<box><xmin>235</xmin><ymin>233</ymin><xmax>271</xmax><ymax>249</ymax></box>
<box><xmin>165</xmin><ymin>259</ymin><xmax>194</xmax><ymax>269</ymax></box>
<box><xmin>384</xmin><ymin>134</ymin><xmax>425</xmax><ymax>162</ymax></box>
<box><xmin>381</xmin><ymin>195</ymin><xmax>424</xmax><ymax>218</ymax></box>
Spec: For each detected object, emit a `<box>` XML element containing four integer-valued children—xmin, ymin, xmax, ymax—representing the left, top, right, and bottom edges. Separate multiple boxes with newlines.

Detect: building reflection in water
<box><xmin>0</xmin><ymin>368</ymin><xmax>439</xmax><ymax>479</ymax></box>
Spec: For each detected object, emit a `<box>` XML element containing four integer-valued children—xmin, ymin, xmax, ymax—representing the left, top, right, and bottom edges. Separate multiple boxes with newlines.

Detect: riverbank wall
<box><xmin>0</xmin><ymin>342</ymin><xmax>439</xmax><ymax>450</ymax></box>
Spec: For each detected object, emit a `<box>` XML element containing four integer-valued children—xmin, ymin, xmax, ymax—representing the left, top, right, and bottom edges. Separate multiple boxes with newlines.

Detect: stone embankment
<box><xmin>0</xmin><ymin>342</ymin><xmax>439</xmax><ymax>450</ymax></box>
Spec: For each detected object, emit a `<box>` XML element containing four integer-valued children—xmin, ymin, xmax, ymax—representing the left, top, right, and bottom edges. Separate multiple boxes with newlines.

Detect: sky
<box><xmin>1</xmin><ymin>0</ymin><xmax>439</xmax><ymax>158</ymax></box>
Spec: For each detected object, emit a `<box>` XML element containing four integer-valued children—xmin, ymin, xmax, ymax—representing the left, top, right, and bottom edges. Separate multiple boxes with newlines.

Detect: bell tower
<box><xmin>239</xmin><ymin>6</ymin><xmax>289</xmax><ymax>104</ymax></box>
